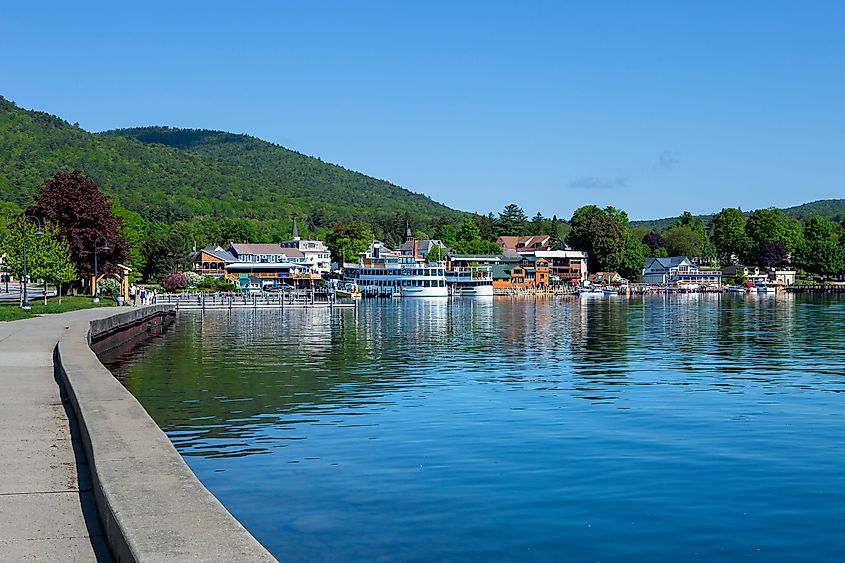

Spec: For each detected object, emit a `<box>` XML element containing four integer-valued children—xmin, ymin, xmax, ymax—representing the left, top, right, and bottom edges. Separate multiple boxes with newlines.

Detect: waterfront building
<box><xmin>496</xmin><ymin>235</ymin><xmax>552</xmax><ymax>255</ymax></box>
<box><xmin>226</xmin><ymin>261</ymin><xmax>318</xmax><ymax>290</ymax></box>
<box><xmin>490</xmin><ymin>257</ymin><xmax>550</xmax><ymax>290</ymax></box>
<box><xmin>642</xmin><ymin>256</ymin><xmax>696</xmax><ymax>284</ymax></box>
<box><xmin>279</xmin><ymin>220</ymin><xmax>332</xmax><ymax>274</ymax></box>
<box><xmin>192</xmin><ymin>241</ymin><xmax>324</xmax><ymax>290</ymax></box>
<box><xmin>192</xmin><ymin>246</ymin><xmax>237</xmax><ymax>278</ymax></box>
<box><xmin>533</xmin><ymin>250</ymin><xmax>589</xmax><ymax>283</ymax></box>
<box><xmin>721</xmin><ymin>264</ymin><xmax>769</xmax><ymax>285</ymax></box>
<box><xmin>643</xmin><ymin>256</ymin><xmax>722</xmax><ymax>287</ymax></box>
<box><xmin>588</xmin><ymin>271</ymin><xmax>623</xmax><ymax>285</ymax></box>
<box><xmin>398</xmin><ymin>225</ymin><xmax>449</xmax><ymax>260</ymax></box>
<box><xmin>770</xmin><ymin>268</ymin><xmax>796</xmax><ymax>286</ymax></box>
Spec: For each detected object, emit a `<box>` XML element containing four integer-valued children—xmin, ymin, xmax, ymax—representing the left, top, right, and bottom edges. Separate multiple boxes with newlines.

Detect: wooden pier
<box><xmin>154</xmin><ymin>292</ymin><xmax>356</xmax><ymax>310</ymax></box>
<box><xmin>785</xmin><ymin>284</ymin><xmax>845</xmax><ymax>293</ymax></box>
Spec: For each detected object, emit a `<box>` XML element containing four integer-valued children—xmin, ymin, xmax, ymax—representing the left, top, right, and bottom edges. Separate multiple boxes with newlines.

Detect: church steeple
<box><xmin>292</xmin><ymin>217</ymin><xmax>300</xmax><ymax>241</ymax></box>
<box><xmin>403</xmin><ymin>222</ymin><xmax>413</xmax><ymax>244</ymax></box>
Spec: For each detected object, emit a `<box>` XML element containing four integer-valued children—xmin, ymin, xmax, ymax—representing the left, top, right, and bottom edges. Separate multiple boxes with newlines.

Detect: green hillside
<box><xmin>0</xmin><ymin>97</ymin><xmax>461</xmax><ymax>226</ymax></box>
<box><xmin>631</xmin><ymin>199</ymin><xmax>845</xmax><ymax>233</ymax></box>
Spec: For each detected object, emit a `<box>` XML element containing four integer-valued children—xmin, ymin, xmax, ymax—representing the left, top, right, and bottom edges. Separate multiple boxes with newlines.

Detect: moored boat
<box><xmin>343</xmin><ymin>254</ymin><xmax>448</xmax><ymax>297</ymax></box>
<box><xmin>446</xmin><ymin>266</ymin><xmax>494</xmax><ymax>297</ymax></box>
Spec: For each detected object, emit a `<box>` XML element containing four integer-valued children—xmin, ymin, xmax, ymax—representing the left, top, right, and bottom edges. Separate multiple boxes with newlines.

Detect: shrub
<box><xmin>161</xmin><ymin>272</ymin><xmax>188</xmax><ymax>292</ymax></box>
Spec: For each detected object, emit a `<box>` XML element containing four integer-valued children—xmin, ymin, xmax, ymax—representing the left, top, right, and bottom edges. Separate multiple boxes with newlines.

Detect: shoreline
<box><xmin>27</xmin><ymin>305</ymin><xmax>275</xmax><ymax>562</ymax></box>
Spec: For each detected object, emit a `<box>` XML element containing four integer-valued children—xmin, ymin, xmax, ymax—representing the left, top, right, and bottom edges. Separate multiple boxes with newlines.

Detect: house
<box><xmin>588</xmin><ymin>272</ymin><xmax>623</xmax><ymax>285</ymax></box>
<box><xmin>192</xmin><ymin>246</ymin><xmax>237</xmax><ymax>278</ymax></box>
<box><xmin>228</xmin><ymin>242</ymin><xmax>303</xmax><ymax>264</ymax></box>
<box><xmin>533</xmin><ymin>250</ymin><xmax>588</xmax><ymax>283</ymax></box>
<box><xmin>398</xmin><ymin>225</ymin><xmax>448</xmax><ymax>260</ymax></box>
<box><xmin>496</xmin><ymin>235</ymin><xmax>552</xmax><ymax>254</ymax></box>
<box><xmin>400</xmin><ymin>239</ymin><xmax>448</xmax><ymax>260</ymax></box>
<box><xmin>279</xmin><ymin>221</ymin><xmax>332</xmax><ymax>274</ymax></box>
<box><xmin>769</xmin><ymin>268</ymin><xmax>796</xmax><ymax>286</ymax></box>
<box><xmin>643</xmin><ymin>256</ymin><xmax>722</xmax><ymax>287</ymax></box>
<box><xmin>192</xmin><ymin>240</ymin><xmax>325</xmax><ymax>289</ymax></box>
<box><xmin>446</xmin><ymin>254</ymin><xmax>514</xmax><ymax>269</ymax></box>
<box><xmin>226</xmin><ymin>261</ymin><xmax>315</xmax><ymax>289</ymax></box>
<box><xmin>642</xmin><ymin>256</ymin><xmax>696</xmax><ymax>284</ymax></box>
<box><xmin>721</xmin><ymin>264</ymin><xmax>769</xmax><ymax>284</ymax></box>
<box><xmin>490</xmin><ymin>257</ymin><xmax>550</xmax><ymax>289</ymax></box>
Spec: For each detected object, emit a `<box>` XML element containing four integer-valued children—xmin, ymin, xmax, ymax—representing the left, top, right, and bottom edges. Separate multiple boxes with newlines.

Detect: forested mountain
<box><xmin>631</xmin><ymin>199</ymin><xmax>845</xmax><ymax>233</ymax></box>
<box><xmin>0</xmin><ymin>97</ymin><xmax>461</xmax><ymax>226</ymax></box>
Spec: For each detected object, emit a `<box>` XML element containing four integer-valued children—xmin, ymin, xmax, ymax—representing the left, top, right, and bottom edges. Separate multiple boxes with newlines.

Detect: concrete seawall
<box><xmin>56</xmin><ymin>306</ymin><xmax>277</xmax><ymax>562</ymax></box>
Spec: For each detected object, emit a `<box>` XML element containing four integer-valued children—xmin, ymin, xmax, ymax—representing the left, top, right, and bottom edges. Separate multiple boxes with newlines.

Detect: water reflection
<box><xmin>106</xmin><ymin>295</ymin><xmax>845</xmax><ymax>561</ymax></box>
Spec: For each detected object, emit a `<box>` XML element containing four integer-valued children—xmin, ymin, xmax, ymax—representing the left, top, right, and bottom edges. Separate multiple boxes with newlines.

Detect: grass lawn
<box><xmin>0</xmin><ymin>295</ymin><xmax>117</xmax><ymax>322</ymax></box>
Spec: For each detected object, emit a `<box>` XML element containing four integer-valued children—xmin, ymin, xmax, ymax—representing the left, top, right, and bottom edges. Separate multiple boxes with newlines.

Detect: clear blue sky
<box><xmin>2</xmin><ymin>1</ymin><xmax>843</xmax><ymax>220</ymax></box>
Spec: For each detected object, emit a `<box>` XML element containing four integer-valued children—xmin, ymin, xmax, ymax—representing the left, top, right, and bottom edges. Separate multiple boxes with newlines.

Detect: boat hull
<box><xmin>400</xmin><ymin>286</ymin><xmax>449</xmax><ymax>297</ymax></box>
<box><xmin>453</xmin><ymin>285</ymin><xmax>494</xmax><ymax>297</ymax></box>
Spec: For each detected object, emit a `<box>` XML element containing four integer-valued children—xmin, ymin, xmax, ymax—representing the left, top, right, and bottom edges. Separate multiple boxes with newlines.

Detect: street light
<box><xmin>20</xmin><ymin>215</ymin><xmax>44</xmax><ymax>310</ymax></box>
<box><xmin>92</xmin><ymin>235</ymin><xmax>110</xmax><ymax>302</ymax></box>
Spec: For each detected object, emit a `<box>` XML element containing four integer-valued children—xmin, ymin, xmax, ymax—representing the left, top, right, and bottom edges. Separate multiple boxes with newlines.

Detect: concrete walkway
<box><xmin>0</xmin><ymin>308</ymin><xmax>120</xmax><ymax>562</ymax></box>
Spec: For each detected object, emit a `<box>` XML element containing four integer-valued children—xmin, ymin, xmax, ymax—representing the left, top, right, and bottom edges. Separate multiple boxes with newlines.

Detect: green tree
<box><xmin>711</xmin><ymin>208</ymin><xmax>750</xmax><ymax>263</ymax></box>
<box><xmin>666</xmin><ymin>211</ymin><xmax>715</xmax><ymax>260</ymax></box>
<box><xmin>664</xmin><ymin>226</ymin><xmax>701</xmax><ymax>258</ymax></box>
<box><xmin>0</xmin><ymin>219</ymin><xmax>77</xmax><ymax>303</ymax></box>
<box><xmin>141</xmin><ymin>226</ymin><xmax>192</xmax><ymax>281</ymax></box>
<box><xmin>326</xmin><ymin>221</ymin><xmax>373</xmax><ymax>263</ymax></box>
<box><xmin>619</xmin><ymin>233</ymin><xmax>649</xmax><ymax>281</ymax></box>
<box><xmin>566</xmin><ymin>206</ymin><xmax>627</xmax><ymax>272</ymax></box>
<box><xmin>566</xmin><ymin>206</ymin><xmax>626</xmax><ymax>271</ymax></box>
<box><xmin>497</xmin><ymin>204</ymin><xmax>529</xmax><ymax>236</ymax></box>
<box><xmin>452</xmin><ymin>216</ymin><xmax>501</xmax><ymax>254</ymax></box>
<box><xmin>426</xmin><ymin>245</ymin><xmax>445</xmax><ymax>262</ymax></box>
<box><xmin>803</xmin><ymin>215</ymin><xmax>834</xmax><ymax>243</ymax></box>
<box><xmin>434</xmin><ymin>224</ymin><xmax>458</xmax><ymax>249</ymax></box>
<box><xmin>218</xmin><ymin>218</ymin><xmax>259</xmax><ymax>244</ymax></box>
<box><xmin>800</xmin><ymin>239</ymin><xmax>845</xmax><ymax>275</ymax></box>
<box><xmin>458</xmin><ymin>216</ymin><xmax>482</xmax><ymax>242</ymax></box>
<box><xmin>112</xmin><ymin>201</ymin><xmax>148</xmax><ymax>281</ymax></box>
<box><xmin>531</xmin><ymin>212</ymin><xmax>544</xmax><ymax>234</ymax></box>
<box><xmin>746</xmin><ymin>208</ymin><xmax>803</xmax><ymax>253</ymax></box>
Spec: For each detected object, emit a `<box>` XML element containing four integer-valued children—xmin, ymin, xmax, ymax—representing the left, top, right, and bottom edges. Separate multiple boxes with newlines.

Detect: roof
<box><xmin>496</xmin><ymin>235</ymin><xmax>552</xmax><ymax>250</ymax></box>
<box><xmin>226</xmin><ymin>262</ymin><xmax>308</xmax><ymax>270</ymax></box>
<box><xmin>448</xmin><ymin>254</ymin><xmax>512</xmax><ymax>262</ymax></box>
<box><xmin>198</xmin><ymin>246</ymin><xmax>237</xmax><ymax>262</ymax></box>
<box><xmin>490</xmin><ymin>264</ymin><xmax>513</xmax><ymax>280</ymax></box>
<box><xmin>646</xmin><ymin>256</ymin><xmax>692</xmax><ymax>268</ymax></box>
<box><xmin>399</xmin><ymin>239</ymin><xmax>447</xmax><ymax>255</ymax></box>
<box><xmin>227</xmin><ymin>242</ymin><xmax>307</xmax><ymax>259</ymax></box>
<box><xmin>534</xmin><ymin>250</ymin><xmax>588</xmax><ymax>259</ymax></box>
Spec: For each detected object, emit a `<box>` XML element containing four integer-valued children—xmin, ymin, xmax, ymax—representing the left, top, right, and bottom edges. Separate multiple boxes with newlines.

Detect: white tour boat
<box><xmin>445</xmin><ymin>266</ymin><xmax>494</xmax><ymax>297</ymax></box>
<box><xmin>343</xmin><ymin>254</ymin><xmax>448</xmax><ymax>297</ymax></box>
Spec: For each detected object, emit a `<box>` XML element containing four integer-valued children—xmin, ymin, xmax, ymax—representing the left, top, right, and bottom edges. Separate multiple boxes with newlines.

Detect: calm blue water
<box><xmin>107</xmin><ymin>295</ymin><xmax>845</xmax><ymax>561</ymax></box>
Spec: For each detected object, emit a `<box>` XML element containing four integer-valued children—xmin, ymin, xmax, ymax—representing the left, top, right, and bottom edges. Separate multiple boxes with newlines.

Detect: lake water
<box><xmin>106</xmin><ymin>294</ymin><xmax>845</xmax><ymax>562</ymax></box>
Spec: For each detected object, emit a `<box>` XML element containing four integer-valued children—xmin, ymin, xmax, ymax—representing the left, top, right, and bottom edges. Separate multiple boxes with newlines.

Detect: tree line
<box><xmin>3</xmin><ymin>171</ymin><xmax>845</xmax><ymax>291</ymax></box>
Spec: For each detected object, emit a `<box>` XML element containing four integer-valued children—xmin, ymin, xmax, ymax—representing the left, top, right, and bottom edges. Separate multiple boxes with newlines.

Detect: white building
<box><xmin>277</xmin><ymin>219</ymin><xmax>331</xmax><ymax>274</ymax></box>
<box><xmin>642</xmin><ymin>256</ymin><xmax>696</xmax><ymax>284</ymax></box>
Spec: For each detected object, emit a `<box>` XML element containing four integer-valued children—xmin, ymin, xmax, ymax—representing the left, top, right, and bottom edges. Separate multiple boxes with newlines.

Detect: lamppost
<box><xmin>92</xmin><ymin>236</ymin><xmax>110</xmax><ymax>303</ymax></box>
<box><xmin>20</xmin><ymin>215</ymin><xmax>44</xmax><ymax>310</ymax></box>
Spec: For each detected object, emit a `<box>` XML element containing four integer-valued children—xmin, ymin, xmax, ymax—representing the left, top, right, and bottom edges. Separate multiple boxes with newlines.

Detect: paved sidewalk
<box><xmin>0</xmin><ymin>308</ymin><xmax>121</xmax><ymax>562</ymax></box>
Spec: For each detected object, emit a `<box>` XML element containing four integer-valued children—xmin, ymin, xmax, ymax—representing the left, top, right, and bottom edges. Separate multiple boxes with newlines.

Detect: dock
<box><xmin>154</xmin><ymin>292</ymin><xmax>357</xmax><ymax>310</ymax></box>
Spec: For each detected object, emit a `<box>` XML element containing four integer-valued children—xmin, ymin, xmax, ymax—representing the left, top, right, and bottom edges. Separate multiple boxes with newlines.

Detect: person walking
<box><xmin>129</xmin><ymin>284</ymin><xmax>137</xmax><ymax>306</ymax></box>
<box><xmin>139</xmin><ymin>286</ymin><xmax>147</xmax><ymax>306</ymax></box>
